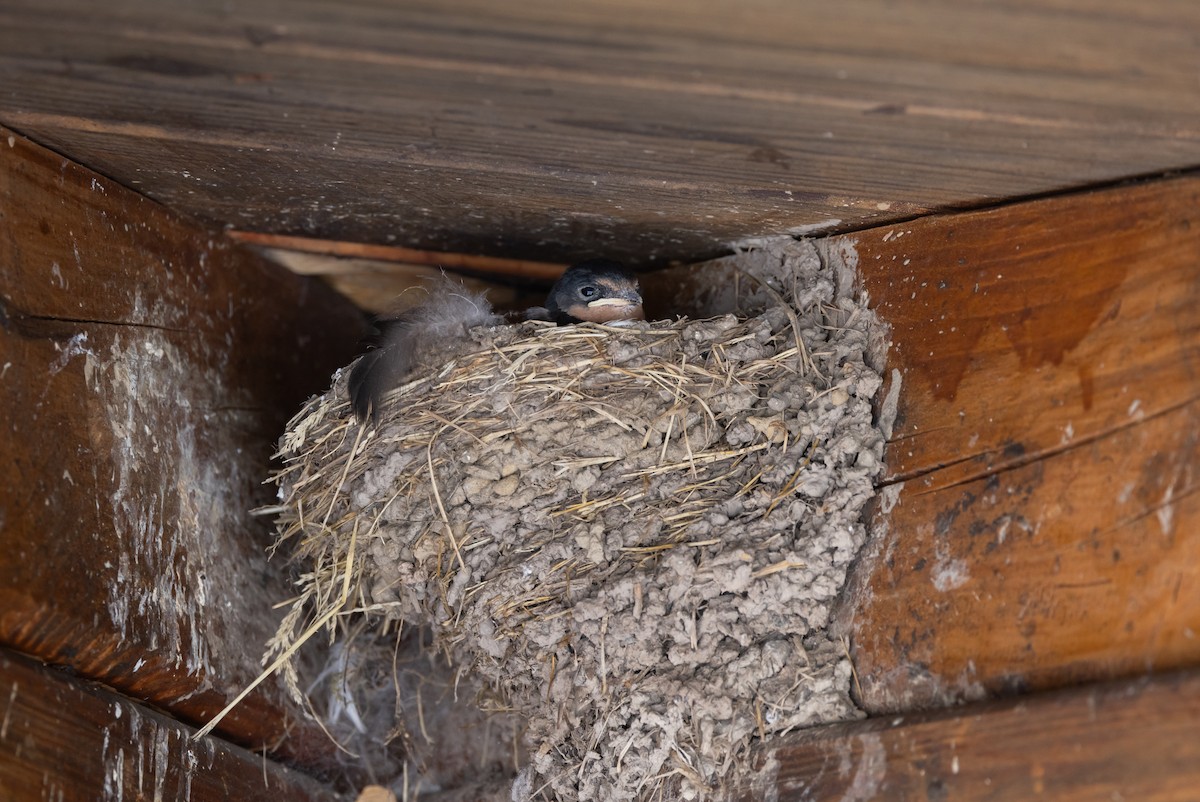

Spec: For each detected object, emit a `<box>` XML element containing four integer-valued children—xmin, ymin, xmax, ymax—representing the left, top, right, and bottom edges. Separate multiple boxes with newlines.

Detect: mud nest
<box><xmin>268</xmin><ymin>239</ymin><xmax>887</xmax><ymax>800</ymax></box>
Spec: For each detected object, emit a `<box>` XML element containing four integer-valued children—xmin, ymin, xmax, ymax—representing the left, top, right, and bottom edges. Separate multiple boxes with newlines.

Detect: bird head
<box><xmin>545</xmin><ymin>259</ymin><xmax>645</xmax><ymax>324</ymax></box>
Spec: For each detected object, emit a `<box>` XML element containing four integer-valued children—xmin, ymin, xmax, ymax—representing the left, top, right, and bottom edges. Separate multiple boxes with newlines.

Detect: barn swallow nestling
<box><xmin>349</xmin><ymin>260</ymin><xmax>644</xmax><ymax>422</ymax></box>
<box><xmin>528</xmin><ymin>259</ymin><xmax>645</xmax><ymax>325</ymax></box>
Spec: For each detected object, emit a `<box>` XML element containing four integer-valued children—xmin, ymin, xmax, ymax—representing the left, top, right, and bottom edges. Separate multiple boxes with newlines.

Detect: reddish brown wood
<box><xmin>2</xmin><ymin>1</ymin><xmax>1199</xmax><ymax>264</ymax></box>
<box><xmin>733</xmin><ymin>670</ymin><xmax>1200</xmax><ymax>802</ymax></box>
<box><xmin>837</xmin><ymin>175</ymin><xmax>1200</xmax><ymax>712</ymax></box>
<box><xmin>0</xmin><ymin>127</ymin><xmax>366</xmax><ymax>768</ymax></box>
<box><xmin>0</xmin><ymin>649</ymin><xmax>342</xmax><ymax>802</ymax></box>
<box><xmin>233</xmin><ymin>232</ymin><xmax>567</xmax><ymax>281</ymax></box>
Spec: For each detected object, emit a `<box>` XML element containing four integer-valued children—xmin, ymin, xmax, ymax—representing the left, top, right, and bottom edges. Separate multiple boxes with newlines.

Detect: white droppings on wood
<box><xmin>0</xmin><ymin>681</ymin><xmax>16</xmax><ymax>739</ymax></box>
<box><xmin>879</xmin><ymin>482</ymin><xmax>903</xmax><ymax>515</ymax></box>
<box><xmin>932</xmin><ymin>557</ymin><xmax>970</xmax><ymax>592</ymax></box>
<box><xmin>844</xmin><ymin>732</ymin><xmax>887</xmax><ymax>800</ymax></box>
<box><xmin>76</xmin><ymin>289</ymin><xmax>264</xmax><ymax>682</ymax></box>
<box><xmin>1157</xmin><ymin>484</ymin><xmax>1176</xmax><ymax>536</ymax></box>
<box><xmin>101</xmin><ymin>726</ymin><xmax>126</xmax><ymax>802</ymax></box>
<box><xmin>755</xmin><ymin>751</ymin><xmax>781</xmax><ymax>802</ymax></box>
<box><xmin>97</xmin><ymin>696</ymin><xmax>208</xmax><ymax>802</ymax></box>
<box><xmin>151</xmin><ymin>722</ymin><xmax>171</xmax><ymax>802</ymax></box>
<box><xmin>48</xmin><ymin>331</ymin><xmax>92</xmax><ymax>375</ymax></box>
<box><xmin>877</xmin><ymin>370</ymin><xmax>902</xmax><ymax>440</ymax></box>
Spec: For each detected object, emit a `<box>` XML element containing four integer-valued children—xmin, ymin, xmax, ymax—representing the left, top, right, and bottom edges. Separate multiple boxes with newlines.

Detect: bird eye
<box><xmin>579</xmin><ymin>285</ymin><xmax>599</xmax><ymax>299</ymax></box>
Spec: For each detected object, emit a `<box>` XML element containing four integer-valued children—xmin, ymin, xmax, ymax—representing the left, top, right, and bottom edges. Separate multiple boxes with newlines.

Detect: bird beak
<box><xmin>587</xmin><ymin>297</ymin><xmax>638</xmax><ymax>308</ymax></box>
<box><xmin>587</xmin><ymin>287</ymin><xmax>643</xmax><ymax>309</ymax></box>
<box><xmin>587</xmin><ymin>290</ymin><xmax>645</xmax><ymax>321</ymax></box>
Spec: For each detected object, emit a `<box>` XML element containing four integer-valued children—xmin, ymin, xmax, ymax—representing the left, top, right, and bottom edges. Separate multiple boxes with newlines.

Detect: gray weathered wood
<box><xmin>2</xmin><ymin>0</ymin><xmax>1198</xmax><ymax>264</ymax></box>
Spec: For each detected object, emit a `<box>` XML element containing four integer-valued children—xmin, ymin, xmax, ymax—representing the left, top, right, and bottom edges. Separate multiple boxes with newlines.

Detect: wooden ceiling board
<box><xmin>1</xmin><ymin>0</ymin><xmax>1198</xmax><ymax>263</ymax></box>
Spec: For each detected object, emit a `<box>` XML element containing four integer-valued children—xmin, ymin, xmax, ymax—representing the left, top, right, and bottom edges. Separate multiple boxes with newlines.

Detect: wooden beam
<box><xmin>837</xmin><ymin>174</ymin><xmax>1200</xmax><ymax>711</ymax></box>
<box><xmin>0</xmin><ymin>127</ymin><xmax>366</xmax><ymax>768</ymax></box>
<box><xmin>2</xmin><ymin>1</ymin><xmax>1199</xmax><ymax>264</ymax></box>
<box><xmin>0</xmin><ymin>648</ymin><xmax>343</xmax><ymax>802</ymax></box>
<box><xmin>232</xmin><ymin>232</ymin><xmax>567</xmax><ymax>282</ymax></box>
<box><xmin>257</xmin><ymin>247</ymin><xmax>547</xmax><ymax>315</ymax></box>
<box><xmin>733</xmin><ymin>670</ymin><xmax>1200</xmax><ymax>801</ymax></box>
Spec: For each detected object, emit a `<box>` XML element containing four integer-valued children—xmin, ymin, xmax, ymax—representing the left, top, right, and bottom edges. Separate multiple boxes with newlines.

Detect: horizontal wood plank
<box><xmin>0</xmin><ymin>128</ymin><xmax>366</xmax><ymax>769</ymax></box>
<box><xmin>837</xmin><ymin>175</ymin><xmax>1200</xmax><ymax>711</ymax></box>
<box><xmin>733</xmin><ymin>670</ymin><xmax>1200</xmax><ymax>801</ymax></box>
<box><xmin>2</xmin><ymin>0</ymin><xmax>1199</xmax><ymax>264</ymax></box>
<box><xmin>259</xmin><ymin>247</ymin><xmax>547</xmax><ymax>314</ymax></box>
<box><xmin>0</xmin><ymin>649</ymin><xmax>343</xmax><ymax>802</ymax></box>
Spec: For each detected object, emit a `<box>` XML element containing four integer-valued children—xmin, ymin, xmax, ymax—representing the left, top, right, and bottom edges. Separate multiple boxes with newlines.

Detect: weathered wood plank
<box><xmin>259</xmin><ymin>246</ymin><xmax>546</xmax><ymax>315</ymax></box>
<box><xmin>733</xmin><ymin>670</ymin><xmax>1200</xmax><ymax>802</ymax></box>
<box><xmin>837</xmin><ymin>175</ymin><xmax>1200</xmax><ymax>712</ymax></box>
<box><xmin>0</xmin><ymin>649</ymin><xmax>344</xmax><ymax>802</ymax></box>
<box><xmin>2</xmin><ymin>0</ymin><xmax>1199</xmax><ymax>264</ymax></box>
<box><xmin>0</xmin><ymin>128</ymin><xmax>366</xmax><ymax>767</ymax></box>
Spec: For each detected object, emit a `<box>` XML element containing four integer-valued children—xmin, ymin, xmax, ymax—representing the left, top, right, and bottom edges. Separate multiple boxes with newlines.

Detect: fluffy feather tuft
<box><xmin>348</xmin><ymin>277</ymin><xmax>499</xmax><ymax>421</ymax></box>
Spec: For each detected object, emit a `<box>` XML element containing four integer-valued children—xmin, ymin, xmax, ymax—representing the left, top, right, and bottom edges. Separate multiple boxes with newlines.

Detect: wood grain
<box><xmin>259</xmin><ymin>247</ymin><xmax>547</xmax><ymax>315</ymax></box>
<box><xmin>733</xmin><ymin>670</ymin><xmax>1200</xmax><ymax>802</ymax></box>
<box><xmin>2</xmin><ymin>0</ymin><xmax>1199</xmax><ymax>264</ymax></box>
<box><xmin>0</xmin><ymin>649</ymin><xmax>343</xmax><ymax>802</ymax></box>
<box><xmin>0</xmin><ymin>128</ymin><xmax>366</xmax><ymax>768</ymax></box>
<box><xmin>837</xmin><ymin>175</ymin><xmax>1200</xmax><ymax>712</ymax></box>
<box><xmin>235</xmin><ymin>232</ymin><xmax>568</xmax><ymax>282</ymax></box>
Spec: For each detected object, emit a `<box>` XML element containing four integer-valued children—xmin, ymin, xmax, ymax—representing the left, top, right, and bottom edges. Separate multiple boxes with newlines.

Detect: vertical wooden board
<box><xmin>0</xmin><ymin>128</ymin><xmax>366</xmax><ymax>764</ymax></box>
<box><xmin>851</xmin><ymin>176</ymin><xmax>1200</xmax><ymax>487</ymax></box>
<box><xmin>0</xmin><ymin>649</ymin><xmax>343</xmax><ymax>802</ymax></box>
<box><xmin>733</xmin><ymin>670</ymin><xmax>1200</xmax><ymax>802</ymax></box>
<box><xmin>837</xmin><ymin>175</ymin><xmax>1200</xmax><ymax>712</ymax></box>
<box><xmin>853</xmin><ymin>404</ymin><xmax>1200</xmax><ymax>711</ymax></box>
